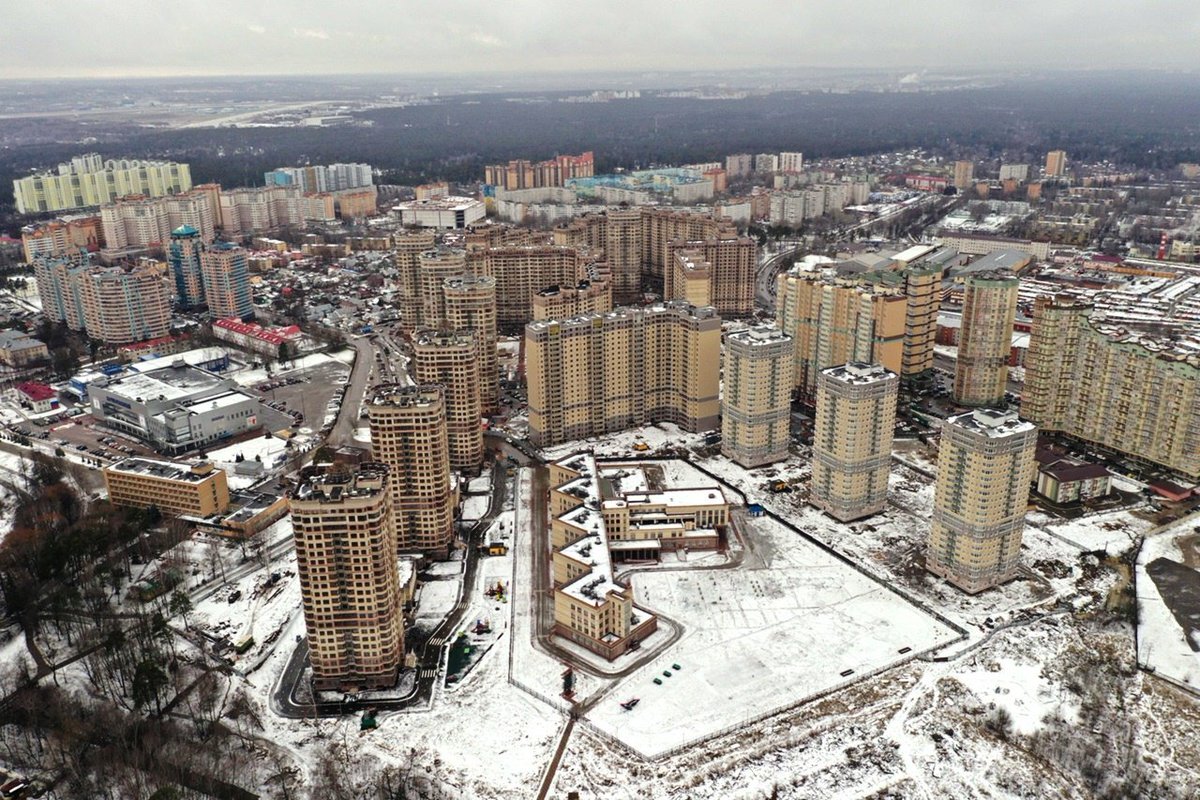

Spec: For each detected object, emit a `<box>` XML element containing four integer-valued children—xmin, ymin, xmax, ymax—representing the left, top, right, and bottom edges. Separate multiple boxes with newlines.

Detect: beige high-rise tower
<box><xmin>391</xmin><ymin>231</ymin><xmax>437</xmax><ymax>332</ymax></box>
<box><xmin>721</xmin><ymin>325</ymin><xmax>795</xmax><ymax>468</ymax></box>
<box><xmin>412</xmin><ymin>329</ymin><xmax>483</xmax><ymax>470</ymax></box>
<box><xmin>443</xmin><ymin>275</ymin><xmax>498</xmax><ymax>411</ymax></box>
<box><xmin>418</xmin><ymin>248</ymin><xmax>468</xmax><ymax>330</ymax></box>
<box><xmin>954</xmin><ymin>271</ymin><xmax>1018</xmax><ymax>407</ymax></box>
<box><xmin>290</xmin><ymin>463</ymin><xmax>405</xmax><ymax>691</ymax></box>
<box><xmin>953</xmin><ymin>160</ymin><xmax>975</xmax><ymax>190</ymax></box>
<box><xmin>810</xmin><ymin>362</ymin><xmax>898</xmax><ymax>521</ymax></box>
<box><xmin>1045</xmin><ymin>150</ymin><xmax>1067</xmax><ymax>178</ymax></box>
<box><xmin>367</xmin><ymin>384</ymin><xmax>455</xmax><ymax>558</ymax></box>
<box><xmin>926</xmin><ymin>408</ymin><xmax>1037</xmax><ymax>594</ymax></box>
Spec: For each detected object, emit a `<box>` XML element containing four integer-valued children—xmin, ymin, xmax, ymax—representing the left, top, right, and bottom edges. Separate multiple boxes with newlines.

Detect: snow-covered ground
<box><xmin>586</xmin><ymin>514</ymin><xmax>962</xmax><ymax>758</ymax></box>
<box><xmin>460</xmin><ymin>494</ymin><xmax>490</xmax><ymax>522</ymax></box>
<box><xmin>1136</xmin><ymin>514</ymin><xmax>1200</xmax><ymax>689</ymax></box>
<box><xmin>540</xmin><ymin>422</ymin><xmax>706</xmax><ymax>462</ymax></box>
<box><xmin>1035</xmin><ymin>507</ymin><xmax>1157</xmax><ymax>554</ymax></box>
<box><xmin>205</xmin><ymin>433</ymin><xmax>294</xmax><ymax>489</ymax></box>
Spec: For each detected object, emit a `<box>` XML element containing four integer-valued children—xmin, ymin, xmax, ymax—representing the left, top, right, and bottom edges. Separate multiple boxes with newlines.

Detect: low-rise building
<box><xmin>12</xmin><ymin>381</ymin><xmax>59</xmax><ymax>413</ymax></box>
<box><xmin>104</xmin><ymin>458</ymin><xmax>231</xmax><ymax>517</ymax></box>
<box><xmin>395</xmin><ymin>197</ymin><xmax>486</xmax><ymax>229</ymax></box>
<box><xmin>1034</xmin><ymin>450</ymin><xmax>1112</xmax><ymax>505</ymax></box>
<box><xmin>0</xmin><ymin>330</ymin><xmax>49</xmax><ymax>368</ymax></box>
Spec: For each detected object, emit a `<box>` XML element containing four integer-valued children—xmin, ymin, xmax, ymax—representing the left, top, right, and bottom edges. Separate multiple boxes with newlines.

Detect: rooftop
<box><xmin>369</xmin><ymin>383</ymin><xmax>443</xmax><ymax>408</ymax></box>
<box><xmin>108</xmin><ymin>457</ymin><xmax>218</xmax><ymax>483</ymax></box>
<box><xmin>821</xmin><ymin>361</ymin><xmax>898</xmax><ymax>385</ymax></box>
<box><xmin>292</xmin><ymin>463</ymin><xmax>390</xmax><ymax>503</ymax></box>
<box><xmin>948</xmin><ymin>408</ymin><xmax>1036</xmax><ymax>438</ymax></box>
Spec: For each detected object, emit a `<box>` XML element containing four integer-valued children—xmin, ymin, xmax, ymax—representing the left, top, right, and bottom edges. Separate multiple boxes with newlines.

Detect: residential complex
<box><xmin>484</xmin><ymin>151</ymin><xmax>595</xmax><ymax>190</ymax></box>
<box><xmin>417</xmin><ymin>248</ymin><xmax>468</xmax><ymax>330</ymax></box>
<box><xmin>926</xmin><ymin>408</ymin><xmax>1037</xmax><ymax>594</ymax></box>
<box><xmin>1022</xmin><ymin>296</ymin><xmax>1200</xmax><ymax>479</ymax></box>
<box><xmin>549</xmin><ymin>453</ymin><xmax>728</xmax><ymax>658</ymax></box>
<box><xmin>953</xmin><ymin>271</ymin><xmax>1018</xmax><ymax>407</ymax></box>
<box><xmin>776</xmin><ymin>267</ymin><xmax>907</xmax><ymax>400</ymax></box>
<box><xmin>411</xmin><ymin>330</ymin><xmax>483</xmax><ymax>470</ymax></box>
<box><xmin>100</xmin><ymin>190</ymin><xmax>217</xmax><ymax>254</ymax></box>
<box><xmin>810</xmin><ymin>363</ymin><xmax>899</xmax><ymax>522</ymax></box>
<box><xmin>366</xmin><ymin>385</ymin><xmax>455</xmax><ymax>557</ymax></box>
<box><xmin>467</xmin><ymin>245</ymin><xmax>594</xmax><ymax>327</ymax></box>
<box><xmin>199</xmin><ymin>244</ymin><xmax>253</xmax><ymax>320</ymax></box>
<box><xmin>263</xmin><ymin>163</ymin><xmax>373</xmax><ymax>193</ymax></box>
<box><xmin>20</xmin><ymin>217</ymin><xmax>103</xmax><ymax>263</ymax></box>
<box><xmin>34</xmin><ymin>253</ymin><xmax>171</xmax><ymax>344</ymax></box>
<box><xmin>721</xmin><ymin>325</ymin><xmax>795</xmax><ymax>468</ymax></box>
<box><xmin>389</xmin><ymin>231</ymin><xmax>439</xmax><ymax>331</ymax></box>
<box><xmin>103</xmin><ymin>458</ymin><xmax>230</xmax><ymax>517</ymax></box>
<box><xmin>290</xmin><ymin>463</ymin><xmax>405</xmax><ymax>692</ymax></box>
<box><xmin>664</xmin><ymin>236</ymin><xmax>756</xmax><ymax>316</ymax></box>
<box><xmin>525</xmin><ymin>302</ymin><xmax>722</xmax><ymax>448</ymax></box>
<box><xmin>442</xmin><ymin>275</ymin><xmax>499</xmax><ymax>410</ymax></box>
<box><xmin>13</xmin><ymin>154</ymin><xmax>193</xmax><ymax>215</ymax></box>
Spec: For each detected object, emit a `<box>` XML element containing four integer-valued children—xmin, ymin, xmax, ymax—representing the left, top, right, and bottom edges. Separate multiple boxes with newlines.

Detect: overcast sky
<box><xmin>4</xmin><ymin>1</ymin><xmax>1200</xmax><ymax>79</ymax></box>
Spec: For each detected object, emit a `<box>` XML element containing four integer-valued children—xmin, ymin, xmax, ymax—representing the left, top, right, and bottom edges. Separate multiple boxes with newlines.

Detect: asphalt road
<box><xmin>327</xmin><ymin>335</ymin><xmax>374</xmax><ymax>449</ymax></box>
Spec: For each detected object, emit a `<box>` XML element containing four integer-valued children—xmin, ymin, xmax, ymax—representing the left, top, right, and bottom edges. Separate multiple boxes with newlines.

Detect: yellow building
<box><xmin>525</xmin><ymin>302</ymin><xmax>722</xmax><ymax>448</ymax></box>
<box><xmin>810</xmin><ymin>362</ymin><xmax>898</xmax><ymax>521</ymax></box>
<box><xmin>1022</xmin><ymin>296</ymin><xmax>1200</xmax><ymax>479</ymax></box>
<box><xmin>776</xmin><ymin>267</ymin><xmax>907</xmax><ymax>400</ymax></box>
<box><xmin>290</xmin><ymin>463</ymin><xmax>405</xmax><ymax>692</ymax></box>
<box><xmin>953</xmin><ymin>160</ymin><xmax>975</xmax><ymax>190</ymax></box>
<box><xmin>467</xmin><ymin>245</ymin><xmax>588</xmax><ymax>326</ymax></box>
<box><xmin>926</xmin><ymin>409</ymin><xmax>1037</xmax><ymax>594</ymax></box>
<box><xmin>104</xmin><ymin>458</ymin><xmax>230</xmax><ymax>517</ymax></box>
<box><xmin>530</xmin><ymin>280</ymin><xmax>613</xmax><ymax>321</ymax></box>
<box><xmin>549</xmin><ymin>453</ymin><xmax>728</xmax><ymax>658</ymax></box>
<box><xmin>418</xmin><ymin>247</ymin><xmax>468</xmax><ymax>331</ymax></box>
<box><xmin>442</xmin><ymin>275</ymin><xmax>498</xmax><ymax>411</ymax></box>
<box><xmin>1045</xmin><ymin>150</ymin><xmax>1068</xmax><ymax>178</ymax></box>
<box><xmin>667</xmin><ymin>248</ymin><xmax>713</xmax><ymax>308</ymax></box>
<box><xmin>390</xmin><ymin>231</ymin><xmax>438</xmax><ymax>332</ymax></box>
<box><xmin>412</xmin><ymin>330</ymin><xmax>483</xmax><ymax>470</ymax></box>
<box><xmin>721</xmin><ymin>325</ymin><xmax>795</xmax><ymax>467</ymax></box>
<box><xmin>953</xmin><ymin>271</ymin><xmax>1018</xmax><ymax>408</ymax></box>
<box><xmin>367</xmin><ymin>384</ymin><xmax>455</xmax><ymax>557</ymax></box>
<box><xmin>14</xmin><ymin>154</ymin><xmax>192</xmax><ymax>215</ymax></box>
<box><xmin>35</xmin><ymin>254</ymin><xmax>171</xmax><ymax>345</ymax></box>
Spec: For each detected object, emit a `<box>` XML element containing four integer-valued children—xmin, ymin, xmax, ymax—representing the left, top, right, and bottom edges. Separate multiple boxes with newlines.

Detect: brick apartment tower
<box><xmin>954</xmin><ymin>271</ymin><xmax>1018</xmax><ymax>408</ymax></box>
<box><xmin>411</xmin><ymin>329</ymin><xmax>483</xmax><ymax>470</ymax></box>
<box><xmin>721</xmin><ymin>325</ymin><xmax>795</xmax><ymax>468</ymax></box>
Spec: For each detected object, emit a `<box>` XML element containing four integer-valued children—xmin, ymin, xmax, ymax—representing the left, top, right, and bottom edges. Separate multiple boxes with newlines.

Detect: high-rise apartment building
<box><xmin>168</xmin><ymin>225</ymin><xmax>206</xmax><ymax>308</ymax></box>
<box><xmin>665</xmin><ymin>236</ymin><xmax>756</xmax><ymax>316</ymax></box>
<box><xmin>953</xmin><ymin>160</ymin><xmax>975</xmax><ymax>190</ymax></box>
<box><xmin>531</xmin><ymin>280</ymin><xmax>613</xmax><ymax>322</ymax></box>
<box><xmin>417</xmin><ymin>248</ymin><xmax>468</xmax><ymax>330</ymax></box>
<box><xmin>20</xmin><ymin>217</ymin><xmax>102</xmax><ymax>263</ymax></box>
<box><xmin>999</xmin><ymin>164</ymin><xmax>1030</xmax><ymax>183</ymax></box>
<box><xmin>525</xmin><ymin>302</ymin><xmax>722</xmax><ymax>448</ymax></box>
<box><xmin>860</xmin><ymin>245</ymin><xmax>953</xmax><ymax>379</ymax></box>
<box><xmin>926</xmin><ymin>408</ymin><xmax>1036</xmax><ymax>594</ymax></box>
<box><xmin>483</xmin><ymin>152</ymin><xmax>594</xmax><ymax>190</ymax></box>
<box><xmin>1044</xmin><ymin>150</ymin><xmax>1067</xmax><ymax>178</ymax></box>
<box><xmin>35</xmin><ymin>254</ymin><xmax>171</xmax><ymax>344</ymax></box>
<box><xmin>1022</xmin><ymin>296</ymin><xmax>1200</xmax><ymax>479</ymax></box>
<box><xmin>14</xmin><ymin>154</ymin><xmax>192</xmax><ymax>215</ymax></box>
<box><xmin>442</xmin><ymin>276</ymin><xmax>498</xmax><ymax>410</ymax></box>
<box><xmin>778</xmin><ymin>152</ymin><xmax>805</xmax><ymax>173</ymax></box>
<box><xmin>367</xmin><ymin>385</ymin><xmax>455</xmax><ymax>557</ymax></box>
<box><xmin>810</xmin><ymin>363</ymin><xmax>898</xmax><ymax>521</ymax></box>
<box><xmin>412</xmin><ymin>330</ymin><xmax>483</xmax><ymax>470</ymax></box>
<box><xmin>721</xmin><ymin>326</ymin><xmax>795</xmax><ymax>467</ymax></box>
<box><xmin>953</xmin><ymin>271</ymin><xmax>1018</xmax><ymax>407</ymax></box>
<box><xmin>467</xmin><ymin>245</ymin><xmax>589</xmax><ymax>326</ymax></box>
<box><xmin>200</xmin><ymin>244</ymin><xmax>253</xmax><ymax>320</ymax></box>
<box><xmin>605</xmin><ymin>207</ymin><xmax>643</xmax><ymax>302</ymax></box>
<box><xmin>263</xmin><ymin>163</ymin><xmax>373</xmax><ymax>193</ymax></box>
<box><xmin>100</xmin><ymin>190</ymin><xmax>216</xmax><ymax>252</ymax></box>
<box><xmin>725</xmin><ymin>154</ymin><xmax>753</xmax><ymax>178</ymax></box>
<box><xmin>755</xmin><ymin>154</ymin><xmax>780</xmax><ymax>174</ymax></box>
<box><xmin>775</xmin><ymin>267</ymin><xmax>907</xmax><ymax>400</ymax></box>
<box><xmin>390</xmin><ymin>231</ymin><xmax>438</xmax><ymax>331</ymax></box>
<box><xmin>290</xmin><ymin>463</ymin><xmax>405</xmax><ymax>691</ymax></box>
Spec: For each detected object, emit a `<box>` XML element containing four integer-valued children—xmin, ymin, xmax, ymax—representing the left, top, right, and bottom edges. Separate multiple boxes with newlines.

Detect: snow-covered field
<box><xmin>587</xmin><ymin>514</ymin><xmax>962</xmax><ymax>758</ymax></box>
<box><xmin>460</xmin><ymin>494</ymin><xmax>490</xmax><ymax>522</ymax></box>
<box><xmin>1036</xmin><ymin>507</ymin><xmax>1157</xmax><ymax>554</ymax></box>
<box><xmin>206</xmin><ymin>433</ymin><xmax>294</xmax><ymax>489</ymax></box>
<box><xmin>1136</xmin><ymin>514</ymin><xmax>1200</xmax><ymax>689</ymax></box>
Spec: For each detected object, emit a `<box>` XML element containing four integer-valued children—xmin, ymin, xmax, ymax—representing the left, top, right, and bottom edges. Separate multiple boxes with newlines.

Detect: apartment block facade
<box><xmin>810</xmin><ymin>363</ymin><xmax>898</xmax><ymax>521</ymax></box>
<box><xmin>412</xmin><ymin>330</ymin><xmax>483</xmax><ymax>470</ymax></box>
<box><xmin>14</xmin><ymin>154</ymin><xmax>192</xmax><ymax>215</ymax></box>
<box><xmin>290</xmin><ymin>464</ymin><xmax>405</xmax><ymax>692</ymax></box>
<box><xmin>442</xmin><ymin>275</ymin><xmax>498</xmax><ymax>410</ymax></box>
<box><xmin>776</xmin><ymin>267</ymin><xmax>907</xmax><ymax>400</ymax></box>
<box><xmin>35</xmin><ymin>253</ymin><xmax>171</xmax><ymax>344</ymax></box>
<box><xmin>525</xmin><ymin>302</ymin><xmax>722</xmax><ymax>448</ymax></box>
<box><xmin>721</xmin><ymin>326</ymin><xmax>795</xmax><ymax>468</ymax></box>
<box><xmin>467</xmin><ymin>245</ymin><xmax>590</xmax><ymax>326</ymax></box>
<box><xmin>367</xmin><ymin>385</ymin><xmax>455</xmax><ymax>557</ymax></box>
<box><xmin>199</xmin><ymin>244</ymin><xmax>253</xmax><ymax>320</ymax></box>
<box><xmin>103</xmin><ymin>458</ymin><xmax>230</xmax><ymax>517</ymax></box>
<box><xmin>926</xmin><ymin>408</ymin><xmax>1037</xmax><ymax>594</ymax></box>
<box><xmin>954</xmin><ymin>271</ymin><xmax>1018</xmax><ymax>407</ymax></box>
<box><xmin>1022</xmin><ymin>296</ymin><xmax>1200</xmax><ymax>479</ymax></box>
<box><xmin>530</xmin><ymin>280</ymin><xmax>613</xmax><ymax>322</ymax></box>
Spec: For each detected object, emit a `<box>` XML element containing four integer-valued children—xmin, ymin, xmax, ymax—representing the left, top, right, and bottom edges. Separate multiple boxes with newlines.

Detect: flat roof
<box><xmin>108</xmin><ymin>457</ymin><xmax>217</xmax><ymax>483</ymax></box>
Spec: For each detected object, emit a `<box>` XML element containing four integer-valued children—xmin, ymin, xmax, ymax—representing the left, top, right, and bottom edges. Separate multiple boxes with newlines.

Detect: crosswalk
<box><xmin>419</xmin><ymin>669</ymin><xmax>438</xmax><ymax>679</ymax></box>
<box><xmin>428</xmin><ymin>635</ymin><xmax>446</xmax><ymax>646</ymax></box>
